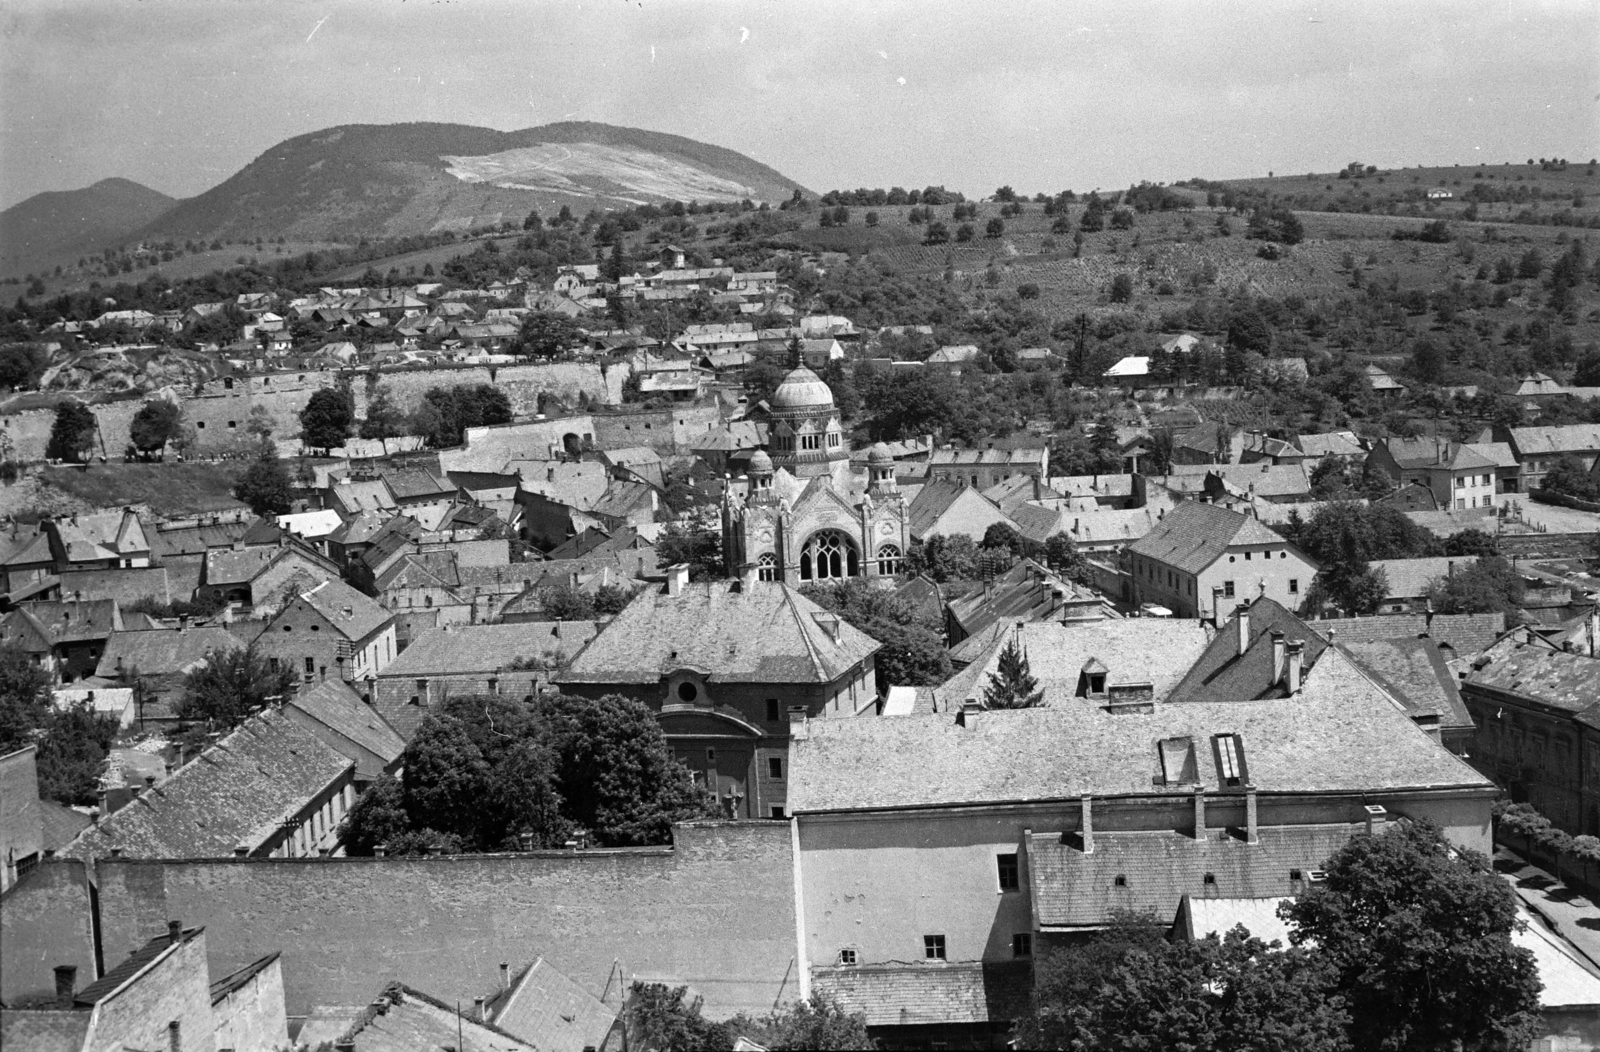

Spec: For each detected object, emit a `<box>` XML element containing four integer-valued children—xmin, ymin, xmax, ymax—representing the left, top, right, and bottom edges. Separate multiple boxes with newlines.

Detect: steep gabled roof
<box><xmin>285</xmin><ymin>679</ymin><xmax>404</xmax><ymax>779</ymax></box>
<box><xmin>1464</xmin><ymin>643</ymin><xmax>1600</xmax><ymax>713</ymax></box>
<box><xmin>292</xmin><ymin>578</ymin><xmax>392</xmax><ymax>643</ymax></box>
<box><xmin>489</xmin><ymin>957</ymin><xmax>620</xmax><ymax>1052</ymax></box>
<box><xmin>60</xmin><ymin>708</ymin><xmax>352</xmax><ymax>861</ymax></box>
<box><xmin>1310</xmin><ymin>612</ymin><xmax>1506</xmax><ymax>655</ymax></box>
<box><xmin>1340</xmin><ymin>638</ymin><xmax>1473</xmax><ymax>732</ymax></box>
<box><xmin>383</xmin><ymin>621</ymin><xmax>599</xmax><ymax>677</ymax></box>
<box><xmin>1127</xmin><ymin>501</ymin><xmax>1300</xmax><ymax>575</ymax></box>
<box><xmin>557</xmin><ymin>581</ymin><xmax>878</xmax><ymax>686</ymax></box>
<box><xmin>1167</xmin><ymin>596</ymin><xmax>1330</xmax><ymax>705</ymax></box>
<box><xmin>94</xmin><ymin>626</ymin><xmax>242</xmax><ymax>679</ymax></box>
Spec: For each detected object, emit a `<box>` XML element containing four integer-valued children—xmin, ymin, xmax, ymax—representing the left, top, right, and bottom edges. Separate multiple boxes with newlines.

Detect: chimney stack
<box><xmin>168</xmin><ymin>1021</ymin><xmax>181</xmax><ymax>1052</ymax></box>
<box><xmin>1080</xmin><ymin>795</ymin><xmax>1094</xmax><ymax>855</ymax></box>
<box><xmin>1245</xmin><ymin>786</ymin><xmax>1259</xmax><ymax>845</ymax></box>
<box><xmin>1271</xmin><ymin>631</ymin><xmax>1287</xmax><ymax>685</ymax></box>
<box><xmin>1286</xmin><ymin>640</ymin><xmax>1304</xmax><ymax>694</ymax></box>
<box><xmin>1235</xmin><ymin>603</ymin><xmax>1251</xmax><ymax>657</ymax></box>
<box><xmin>474</xmin><ymin>996</ymin><xmax>487</xmax><ymax>1022</ymax></box>
<box><xmin>665</xmin><ymin>563</ymin><xmax>689</xmax><ymax>597</ymax></box>
<box><xmin>54</xmin><ymin>964</ymin><xmax>77</xmax><ymax>1000</ymax></box>
<box><xmin>1193</xmin><ymin>786</ymin><xmax>1206</xmax><ymax>840</ymax></box>
<box><xmin>168</xmin><ymin>919</ymin><xmax>183</xmax><ymax>944</ymax></box>
<box><xmin>1365</xmin><ymin>804</ymin><xmax>1388</xmax><ymax>837</ymax></box>
<box><xmin>501</xmin><ymin>962</ymin><xmax>511</xmax><ymax>992</ymax></box>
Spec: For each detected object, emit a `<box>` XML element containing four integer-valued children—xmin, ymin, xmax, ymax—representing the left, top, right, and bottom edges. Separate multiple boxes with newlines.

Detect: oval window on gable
<box><xmin>677</xmin><ymin>681</ymin><xmax>698</xmax><ymax>702</ymax></box>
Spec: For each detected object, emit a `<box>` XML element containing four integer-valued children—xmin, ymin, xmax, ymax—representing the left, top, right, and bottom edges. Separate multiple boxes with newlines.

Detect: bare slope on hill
<box><xmin>141</xmin><ymin>121</ymin><xmax>808</xmax><ymax>243</ymax></box>
<box><xmin>0</xmin><ymin>178</ymin><xmax>176</xmax><ymax>277</ymax></box>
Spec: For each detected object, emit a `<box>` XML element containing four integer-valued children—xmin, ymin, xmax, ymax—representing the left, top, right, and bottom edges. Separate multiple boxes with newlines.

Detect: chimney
<box><xmin>54</xmin><ymin>964</ymin><xmax>76</xmax><ymax>1000</ymax></box>
<box><xmin>1286</xmin><ymin>640</ymin><xmax>1304</xmax><ymax>694</ymax></box>
<box><xmin>168</xmin><ymin>1021</ymin><xmax>181</xmax><ymax>1052</ymax></box>
<box><xmin>233</xmin><ymin>845</ymin><xmax>248</xmax><ymax>857</ymax></box>
<box><xmin>518</xmin><ymin>831</ymin><xmax>534</xmax><ymax>851</ymax></box>
<box><xmin>168</xmin><ymin>919</ymin><xmax>183</xmax><ymax>944</ymax></box>
<box><xmin>1271</xmin><ymin>631</ymin><xmax>1287</xmax><ymax>685</ymax></box>
<box><xmin>1193</xmin><ymin>786</ymin><xmax>1206</xmax><ymax>840</ymax></box>
<box><xmin>501</xmin><ymin>962</ymin><xmax>511</xmax><ymax>992</ymax></box>
<box><xmin>1080</xmin><ymin>795</ymin><xmax>1094</xmax><ymax>854</ymax></box>
<box><xmin>665</xmin><ymin>563</ymin><xmax>689</xmax><ymax>597</ymax></box>
<box><xmin>1245</xmin><ymin>786</ymin><xmax>1259</xmax><ymax>845</ymax></box>
<box><xmin>474</xmin><ymin>996</ymin><xmax>487</xmax><ymax>1022</ymax></box>
<box><xmin>1365</xmin><ymin>804</ymin><xmax>1388</xmax><ymax>837</ymax></box>
<box><xmin>374</xmin><ymin>843</ymin><xmax>387</xmax><ymax>858</ymax></box>
<box><xmin>1235</xmin><ymin>603</ymin><xmax>1251</xmax><ymax>657</ymax></box>
<box><xmin>956</xmin><ymin>698</ymin><xmax>981</xmax><ymax>728</ymax></box>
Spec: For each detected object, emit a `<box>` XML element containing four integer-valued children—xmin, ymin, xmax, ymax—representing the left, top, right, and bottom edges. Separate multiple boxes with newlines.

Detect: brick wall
<box><xmin>94</xmin><ymin>821</ymin><xmax>797</xmax><ymax>1020</ymax></box>
<box><xmin>0</xmin><ymin>859</ymin><xmax>98</xmax><ymax>1006</ymax></box>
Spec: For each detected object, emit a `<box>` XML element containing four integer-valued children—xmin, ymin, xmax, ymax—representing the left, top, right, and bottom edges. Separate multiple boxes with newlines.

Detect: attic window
<box><xmin>1088</xmin><ymin>673</ymin><xmax>1106</xmax><ymax>695</ymax></box>
<box><xmin>838</xmin><ymin>948</ymin><xmax>858</xmax><ymax>966</ymax></box>
<box><xmin>1290</xmin><ymin>869</ymin><xmax>1303</xmax><ymax>882</ymax></box>
<box><xmin>1203</xmin><ymin>872</ymin><xmax>1217</xmax><ymax>885</ymax></box>
<box><xmin>1214</xmin><ymin>733</ymin><xmax>1246</xmax><ymax>787</ymax></box>
<box><xmin>1113</xmin><ymin>874</ymin><xmax>1127</xmax><ymax>887</ymax></box>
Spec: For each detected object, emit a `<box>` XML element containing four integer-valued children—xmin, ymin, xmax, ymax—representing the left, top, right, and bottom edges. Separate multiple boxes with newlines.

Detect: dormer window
<box><xmin>1079</xmin><ymin>658</ymin><xmax>1109</xmax><ymax>698</ymax></box>
<box><xmin>1089</xmin><ymin>673</ymin><xmax>1106</xmax><ymax>694</ymax></box>
<box><xmin>1214</xmin><ymin>733</ymin><xmax>1246</xmax><ymax>787</ymax></box>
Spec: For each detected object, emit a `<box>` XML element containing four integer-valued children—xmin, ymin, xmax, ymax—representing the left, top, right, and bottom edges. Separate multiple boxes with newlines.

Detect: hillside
<box><xmin>0</xmin><ymin>178</ymin><xmax>176</xmax><ymax>278</ymax></box>
<box><xmin>140</xmin><ymin>120</ymin><xmax>808</xmax><ymax>244</ymax></box>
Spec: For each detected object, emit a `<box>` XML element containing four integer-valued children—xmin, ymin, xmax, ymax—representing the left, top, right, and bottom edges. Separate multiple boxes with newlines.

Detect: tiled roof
<box><xmin>1507</xmin><ymin>424</ymin><xmax>1600</xmax><ymax>457</ymax></box>
<box><xmin>1167</xmin><ymin>463</ymin><xmax>1313</xmax><ymax>499</ymax></box>
<box><xmin>810</xmin><ymin>960</ymin><xmax>1032</xmax><ymax>1027</ymax></box>
<box><xmin>57</xmin><ymin>567</ymin><xmax>173</xmax><ymax>605</ymax></box>
<box><xmin>1167</xmin><ymin>597</ymin><xmax>1331</xmax><ymax>705</ymax></box>
<box><xmin>148</xmin><ymin>521</ymin><xmax>252</xmax><ymax>559</ymax></box>
<box><xmin>1294</xmin><ymin>432</ymin><xmax>1364</xmax><ymax>458</ymax></box>
<box><xmin>1340</xmin><ymin>638</ymin><xmax>1473</xmax><ymax>731</ymax></box>
<box><xmin>907</xmin><ymin>479</ymin><xmax>1011</xmax><ymax>540</ymax></box>
<box><xmin>383</xmin><ymin>468</ymin><xmax>454</xmax><ymax>501</ymax></box>
<box><xmin>928</xmin><ymin>447</ymin><xmax>1045</xmax><ymax>467</ymax></box>
<box><xmin>294</xmin><ymin>578</ymin><xmax>392</xmax><ymax>643</ymax></box>
<box><xmin>1369</xmin><ymin>556</ymin><xmax>1479</xmax><ymax>601</ymax></box>
<box><xmin>1309</xmin><ymin>612</ymin><xmax>1506</xmax><ymax>655</ymax></box>
<box><xmin>1462</xmin><ymin>442</ymin><xmax>1519</xmax><ymax>469</ymax></box>
<box><xmin>789</xmin><ymin>650</ymin><xmax>1489</xmax><ymax>813</ymax></box>
<box><xmin>0</xmin><ymin>1010</ymin><xmax>90</xmax><ymax>1051</ymax></box>
<box><xmin>1464</xmin><ymin>643</ymin><xmax>1600</xmax><ymax>712</ymax></box>
<box><xmin>14</xmin><ymin>599</ymin><xmax>123</xmax><ymax>643</ymax></box>
<box><xmin>490</xmin><ymin>958</ymin><xmax>620</xmax><ymax>1052</ymax></box>
<box><xmin>383</xmin><ymin>621</ymin><xmax>599</xmax><ymax>677</ymax></box>
<box><xmin>73</xmin><ymin>924</ymin><xmax>202</xmax><ymax>1003</ymax></box>
<box><xmin>1062</xmin><ymin>505</ymin><xmax>1170</xmax><ymax>546</ymax></box>
<box><xmin>60</xmin><ymin>707</ymin><xmax>352</xmax><ymax>861</ymax></box>
<box><xmin>1402</xmin><ymin>507</ymin><xmax>1500</xmax><ymax>538</ymax></box>
<box><xmin>940</xmin><ymin>619</ymin><xmax>1212</xmax><ymax>709</ymax></box>
<box><xmin>1179</xmin><ymin>895</ymin><xmax>1295</xmax><ymax>945</ymax></box>
<box><xmin>946</xmin><ymin>560</ymin><xmax>1101</xmax><ymax>640</ymax></box>
<box><xmin>333</xmin><ymin>984</ymin><xmax>537</xmax><ymax>1052</ymax></box>
<box><xmin>1378</xmin><ymin>437</ymin><xmax>1497</xmax><ymax>471</ymax></box>
<box><xmin>285</xmin><ymin>679</ymin><xmax>405</xmax><ymax>780</ymax></box>
<box><xmin>94</xmin><ymin>626</ymin><xmax>242</xmax><ymax>679</ymax></box>
<box><xmin>558</xmin><ymin>581</ymin><xmax>879</xmax><ymax>686</ymax></box>
<box><xmin>1028</xmin><ymin>825</ymin><xmax>1358</xmax><ymax>927</ymax></box>
<box><xmin>203</xmin><ymin>546</ymin><xmax>279</xmax><ymax>586</ymax></box>
<box><xmin>1127</xmin><ymin>501</ymin><xmax>1295</xmax><ymax>576</ymax></box>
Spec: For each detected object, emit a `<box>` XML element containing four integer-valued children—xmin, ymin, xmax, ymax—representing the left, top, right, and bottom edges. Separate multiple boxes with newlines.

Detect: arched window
<box><xmin>756</xmin><ymin>552</ymin><xmax>778</xmax><ymax>582</ymax></box>
<box><xmin>800</xmin><ymin>530</ymin><xmax>859</xmax><ymax>581</ymax></box>
<box><xmin>876</xmin><ymin>544</ymin><xmax>903</xmax><ymax>576</ymax></box>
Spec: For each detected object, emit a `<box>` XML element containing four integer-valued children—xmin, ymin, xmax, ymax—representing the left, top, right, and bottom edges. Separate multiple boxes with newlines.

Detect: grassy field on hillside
<box><xmin>38</xmin><ymin>462</ymin><xmax>247</xmax><ymax>517</ymax></box>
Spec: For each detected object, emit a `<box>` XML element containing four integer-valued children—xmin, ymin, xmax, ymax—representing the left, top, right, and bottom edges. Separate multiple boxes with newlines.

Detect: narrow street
<box><xmin>1496</xmin><ymin>848</ymin><xmax>1600</xmax><ymax>970</ymax></box>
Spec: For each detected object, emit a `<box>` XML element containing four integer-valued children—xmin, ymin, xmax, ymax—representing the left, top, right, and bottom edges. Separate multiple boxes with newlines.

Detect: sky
<box><xmin>1</xmin><ymin>0</ymin><xmax>1597</xmax><ymax>210</ymax></box>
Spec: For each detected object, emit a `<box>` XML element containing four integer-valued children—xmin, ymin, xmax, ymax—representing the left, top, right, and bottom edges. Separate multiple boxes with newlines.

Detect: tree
<box><xmin>359</xmin><ymin>385</ymin><xmax>406</xmax><ymax>440</ymax></box>
<box><xmin>0</xmin><ymin>343</ymin><xmax>49</xmax><ymax>390</ymax></box>
<box><xmin>129</xmin><ymin>400</ymin><xmax>183</xmax><ymax>459</ymax></box>
<box><xmin>1283</xmin><ymin>819</ymin><xmax>1542</xmax><ymax>1051</ymax></box>
<box><xmin>337</xmin><ymin>772</ymin><xmax>412</xmax><ymax>855</ymax></box>
<box><xmin>1409</xmin><ymin>336</ymin><xmax>1448</xmax><ymax>384</ymax></box>
<box><xmin>35</xmin><ymin>702</ymin><xmax>118</xmax><ymax>805</ymax></box>
<box><xmin>801</xmin><ymin>580</ymin><xmax>950</xmax><ymax>692</ymax></box>
<box><xmin>541</xmin><ymin>692</ymin><xmax>710</xmax><ymax>844</ymax></box>
<box><xmin>1044</xmin><ymin>533</ymin><xmax>1092</xmax><ymax>585</ymax></box>
<box><xmin>727</xmin><ymin>993</ymin><xmax>875</xmax><ymax>1051</ymax></box>
<box><xmin>1016</xmin><ymin>917</ymin><xmax>1348</xmax><ymax>1051</ymax></box>
<box><xmin>0</xmin><ymin>645</ymin><xmax>51</xmax><ymax>755</ymax></box>
<box><xmin>986</xmin><ymin>217</ymin><xmax>1006</xmax><ymax>239</ymax></box>
<box><xmin>233</xmin><ymin>448</ymin><xmax>294</xmax><ymax>516</ymax></box>
<box><xmin>177</xmin><ymin>645</ymin><xmax>296</xmax><ymax>730</ymax></box>
<box><xmin>625</xmin><ymin>983</ymin><xmax>732</xmax><ymax>1051</ymax></box>
<box><xmin>298</xmin><ymin>386</ymin><xmax>354</xmax><ymax>454</ymax></box>
<box><xmin>414</xmin><ymin>384</ymin><xmax>512</xmax><ymax>447</ymax></box>
<box><xmin>47</xmin><ymin>401</ymin><xmax>97</xmax><ymax>462</ymax></box>
<box><xmin>537</xmin><ymin>581</ymin><xmax>597</xmax><ymax>620</ymax></box>
<box><xmin>981</xmin><ymin>521</ymin><xmax>1025</xmax><ymax>556</ymax></box>
<box><xmin>924</xmin><ymin>221</ymin><xmax>950</xmax><ymax>245</ymax></box>
<box><xmin>1109</xmin><ymin>273</ymin><xmax>1134</xmax><ymax>303</ymax></box>
<box><xmin>514</xmin><ymin>311</ymin><xmax>583</xmax><ymax>358</ymax></box>
<box><xmin>1426</xmin><ymin>555</ymin><xmax>1526</xmax><ymax>616</ymax></box>
<box><xmin>860</xmin><ymin>368</ymin><xmax>959</xmax><ymax>442</ymax></box>
<box><xmin>983</xmin><ymin>637</ymin><xmax>1043</xmax><ymax>709</ymax></box>
<box><xmin>1540</xmin><ymin>454</ymin><xmax>1600</xmax><ymax>502</ymax></box>
<box><xmin>655</xmin><ymin>524</ymin><xmax>724</xmax><ymax>580</ymax></box>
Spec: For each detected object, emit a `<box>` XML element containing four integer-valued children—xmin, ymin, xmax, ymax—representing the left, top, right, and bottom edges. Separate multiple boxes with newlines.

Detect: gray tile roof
<box><xmin>1341</xmin><ymin>638</ymin><xmax>1473</xmax><ymax>732</ymax></box>
<box><xmin>1507</xmin><ymin>424</ymin><xmax>1600</xmax><ymax>457</ymax></box>
<box><xmin>1126</xmin><ymin>501</ymin><xmax>1296</xmax><ymax>576</ymax></box>
<box><xmin>285</xmin><ymin>679</ymin><xmax>405</xmax><ymax>780</ymax></box>
<box><xmin>810</xmin><ymin>960</ymin><xmax>1032</xmax><ymax>1027</ymax></box>
<box><xmin>383</xmin><ymin>622</ymin><xmax>599</xmax><ymax>677</ymax></box>
<box><xmin>789</xmin><ymin>648</ymin><xmax>1490</xmax><ymax>814</ymax></box>
<box><xmin>294</xmin><ymin>578</ymin><xmax>392</xmax><ymax>643</ymax></box>
<box><xmin>1167</xmin><ymin>597</ymin><xmax>1331</xmax><ymax>705</ymax></box>
<box><xmin>1028</xmin><ymin>825</ymin><xmax>1358</xmax><ymax>927</ymax></box>
<box><xmin>1369</xmin><ymin>556</ymin><xmax>1480</xmax><ymax>601</ymax></box>
<box><xmin>57</xmin><ymin>567</ymin><xmax>173</xmax><ymax>605</ymax></box>
<box><xmin>558</xmin><ymin>581</ymin><xmax>879</xmax><ymax>686</ymax></box>
<box><xmin>60</xmin><ymin>707</ymin><xmax>352</xmax><ymax>862</ymax></box>
<box><xmin>490</xmin><ymin>958</ymin><xmax>619</xmax><ymax>1052</ymax></box>
<box><xmin>94</xmin><ymin>626</ymin><xmax>242</xmax><ymax>679</ymax></box>
<box><xmin>1377</xmin><ymin>437</ymin><xmax>1497</xmax><ymax>472</ymax></box>
<box><xmin>1308</xmin><ymin>612</ymin><xmax>1506</xmax><ymax>655</ymax></box>
<box><xmin>1464</xmin><ymin>643</ymin><xmax>1600</xmax><ymax>712</ymax></box>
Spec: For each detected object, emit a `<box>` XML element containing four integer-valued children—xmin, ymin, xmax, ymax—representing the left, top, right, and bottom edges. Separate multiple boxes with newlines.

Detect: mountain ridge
<box><xmin>0</xmin><ymin>178</ymin><xmax>177</xmax><ymax>277</ymax></box>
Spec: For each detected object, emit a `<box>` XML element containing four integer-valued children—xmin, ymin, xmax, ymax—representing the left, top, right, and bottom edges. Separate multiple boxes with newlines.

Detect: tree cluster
<box><xmin>340</xmin><ymin>692</ymin><xmax>712</xmax><ymax>854</ymax></box>
<box><xmin>624</xmin><ymin>984</ymin><xmax>873</xmax><ymax>1051</ymax></box>
<box><xmin>800</xmin><ymin>580</ymin><xmax>950</xmax><ymax>693</ymax></box>
<box><xmin>0</xmin><ymin>645</ymin><xmax>118</xmax><ymax>805</ymax></box>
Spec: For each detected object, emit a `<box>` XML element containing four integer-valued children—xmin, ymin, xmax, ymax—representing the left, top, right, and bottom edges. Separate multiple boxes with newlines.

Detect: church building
<box><xmin>722</xmin><ymin>363</ymin><xmax>910</xmax><ymax>584</ymax></box>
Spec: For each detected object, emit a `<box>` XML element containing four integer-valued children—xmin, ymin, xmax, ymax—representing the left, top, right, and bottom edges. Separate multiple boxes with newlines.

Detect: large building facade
<box><xmin>723</xmin><ymin>365</ymin><xmax>909</xmax><ymax>585</ymax></box>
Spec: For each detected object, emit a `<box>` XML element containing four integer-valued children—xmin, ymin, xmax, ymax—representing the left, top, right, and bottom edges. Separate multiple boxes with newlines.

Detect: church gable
<box><xmin>791</xmin><ymin>477</ymin><xmax>862</xmax><ymax>524</ymax></box>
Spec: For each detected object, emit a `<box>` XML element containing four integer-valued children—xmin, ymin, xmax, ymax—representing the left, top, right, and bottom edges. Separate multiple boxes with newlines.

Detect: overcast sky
<box><xmin>2</xmin><ymin>0</ymin><xmax>1596</xmax><ymax>210</ymax></box>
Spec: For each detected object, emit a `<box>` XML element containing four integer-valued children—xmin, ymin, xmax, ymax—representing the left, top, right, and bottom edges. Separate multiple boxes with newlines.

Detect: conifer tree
<box><xmin>983</xmin><ymin>637</ymin><xmax>1043</xmax><ymax>709</ymax></box>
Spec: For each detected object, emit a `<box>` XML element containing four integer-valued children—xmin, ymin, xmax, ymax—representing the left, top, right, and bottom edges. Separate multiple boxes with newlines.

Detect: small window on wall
<box><xmin>1288</xmin><ymin>579</ymin><xmax>1299</xmax><ymax>594</ymax></box>
<box><xmin>838</xmin><ymin>948</ymin><xmax>858</xmax><ymax>966</ymax></box>
<box><xmin>997</xmin><ymin>853</ymin><xmax>1020</xmax><ymax>891</ymax></box>
<box><xmin>767</xmin><ymin>699</ymin><xmax>780</xmax><ymax>722</ymax></box>
<box><xmin>923</xmin><ymin>935</ymin><xmax>946</xmax><ymax>961</ymax></box>
<box><xmin>770</xmin><ymin>806</ymin><xmax>785</xmax><ymax>820</ymax></box>
<box><xmin>1012</xmin><ymin>933</ymin><xmax>1033</xmax><ymax>958</ymax></box>
<box><xmin>769</xmin><ymin>757</ymin><xmax>784</xmax><ymax>779</ymax></box>
<box><xmin>706</xmin><ymin>748</ymin><xmax>716</xmax><ymax>763</ymax></box>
